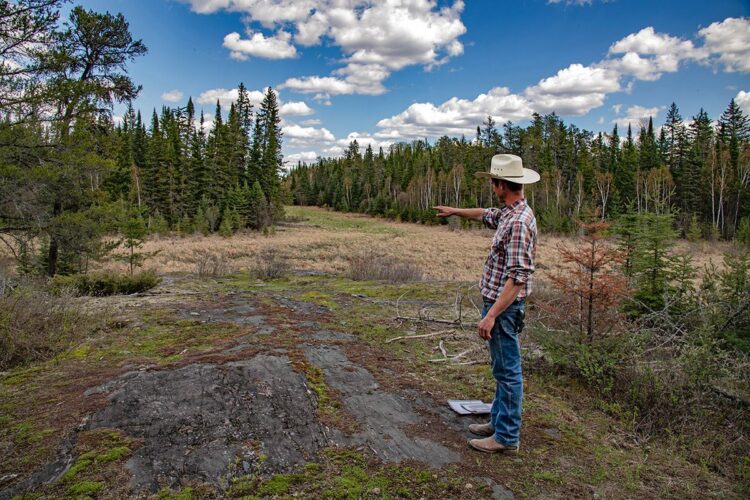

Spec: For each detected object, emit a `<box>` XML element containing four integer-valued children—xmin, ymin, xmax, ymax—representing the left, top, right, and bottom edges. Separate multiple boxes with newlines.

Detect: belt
<box><xmin>483</xmin><ymin>297</ymin><xmax>525</xmax><ymax>305</ymax></box>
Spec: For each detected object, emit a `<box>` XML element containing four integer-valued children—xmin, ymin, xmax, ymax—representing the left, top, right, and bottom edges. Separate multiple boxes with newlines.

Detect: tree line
<box><xmin>0</xmin><ymin>1</ymin><xmax>286</xmax><ymax>277</ymax></box>
<box><xmin>286</xmin><ymin>101</ymin><xmax>750</xmax><ymax>242</ymax></box>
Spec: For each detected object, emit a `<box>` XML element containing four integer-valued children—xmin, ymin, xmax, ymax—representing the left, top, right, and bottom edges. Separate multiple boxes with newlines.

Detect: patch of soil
<box><xmin>303</xmin><ymin>344</ymin><xmax>460</xmax><ymax>468</ymax></box>
<box><xmin>85</xmin><ymin>354</ymin><xmax>328</xmax><ymax>493</ymax></box>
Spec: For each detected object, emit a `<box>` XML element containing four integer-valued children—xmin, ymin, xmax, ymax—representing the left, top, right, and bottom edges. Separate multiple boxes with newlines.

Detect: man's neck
<box><xmin>503</xmin><ymin>192</ymin><xmax>524</xmax><ymax>206</ymax></box>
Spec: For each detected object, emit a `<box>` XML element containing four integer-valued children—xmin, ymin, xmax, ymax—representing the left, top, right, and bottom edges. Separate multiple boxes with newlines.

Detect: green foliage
<box><xmin>149</xmin><ymin>209</ymin><xmax>169</xmax><ymax>235</ymax></box>
<box><xmin>686</xmin><ymin>213</ymin><xmax>702</xmax><ymax>242</ymax></box>
<box><xmin>175</xmin><ymin>213</ymin><xmax>193</xmax><ymax>236</ymax></box>
<box><xmin>246</xmin><ymin>180</ymin><xmax>268</xmax><ymax>230</ymax></box>
<box><xmin>737</xmin><ymin>216</ymin><xmax>750</xmax><ymax>247</ymax></box>
<box><xmin>50</xmin><ymin>271</ymin><xmax>160</xmax><ymax>297</ymax></box>
<box><xmin>193</xmin><ymin>206</ymin><xmax>209</xmax><ymax>235</ymax></box>
<box><xmin>616</xmin><ymin>212</ymin><xmax>682</xmax><ymax>314</ymax></box>
<box><xmin>218</xmin><ymin>208</ymin><xmax>234</xmax><ymax>237</ymax></box>
<box><xmin>574</xmin><ymin>342</ymin><xmax>618</xmax><ymax>394</ymax></box>
<box><xmin>716</xmin><ymin>249</ymin><xmax>750</xmax><ymax>351</ymax></box>
<box><xmin>117</xmin><ymin>209</ymin><xmax>149</xmax><ymax>275</ymax></box>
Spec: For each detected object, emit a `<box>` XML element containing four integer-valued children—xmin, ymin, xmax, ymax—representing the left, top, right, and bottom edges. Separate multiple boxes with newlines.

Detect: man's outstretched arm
<box><xmin>433</xmin><ymin>206</ymin><xmax>484</xmax><ymax>221</ymax></box>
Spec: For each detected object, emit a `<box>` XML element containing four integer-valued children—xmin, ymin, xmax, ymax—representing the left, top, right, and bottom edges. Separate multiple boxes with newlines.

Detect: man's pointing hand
<box><xmin>433</xmin><ymin>206</ymin><xmax>455</xmax><ymax>217</ymax></box>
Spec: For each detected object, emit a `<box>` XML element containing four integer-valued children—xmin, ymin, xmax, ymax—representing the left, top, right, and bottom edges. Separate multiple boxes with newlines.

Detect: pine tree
<box><xmin>36</xmin><ymin>5</ymin><xmax>147</xmax><ymax>275</ymax></box>
<box><xmin>105</xmin><ymin>102</ymin><xmax>136</xmax><ymax>200</ymax></box>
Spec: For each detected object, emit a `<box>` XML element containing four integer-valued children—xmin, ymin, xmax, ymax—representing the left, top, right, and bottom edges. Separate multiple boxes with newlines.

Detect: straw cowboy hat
<box><xmin>474</xmin><ymin>154</ymin><xmax>540</xmax><ymax>184</ymax></box>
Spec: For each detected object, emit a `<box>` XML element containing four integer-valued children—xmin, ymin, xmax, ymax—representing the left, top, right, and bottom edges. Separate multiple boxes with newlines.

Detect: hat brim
<box><xmin>475</xmin><ymin>168</ymin><xmax>540</xmax><ymax>185</ymax></box>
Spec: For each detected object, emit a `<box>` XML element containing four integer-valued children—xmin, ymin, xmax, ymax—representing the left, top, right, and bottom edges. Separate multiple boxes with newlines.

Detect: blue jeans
<box><xmin>482</xmin><ymin>298</ymin><xmax>525</xmax><ymax>446</ymax></box>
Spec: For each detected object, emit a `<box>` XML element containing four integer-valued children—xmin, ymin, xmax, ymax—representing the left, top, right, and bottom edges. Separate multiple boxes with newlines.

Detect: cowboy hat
<box><xmin>474</xmin><ymin>154</ymin><xmax>540</xmax><ymax>184</ymax></box>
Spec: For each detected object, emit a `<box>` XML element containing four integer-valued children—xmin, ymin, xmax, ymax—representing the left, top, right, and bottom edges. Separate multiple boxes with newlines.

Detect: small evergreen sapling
<box><xmin>119</xmin><ymin>212</ymin><xmax>148</xmax><ymax>276</ymax></box>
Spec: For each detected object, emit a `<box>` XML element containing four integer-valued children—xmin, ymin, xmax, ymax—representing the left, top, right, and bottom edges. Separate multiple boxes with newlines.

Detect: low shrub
<box><xmin>348</xmin><ymin>251</ymin><xmax>423</xmax><ymax>283</ymax></box>
<box><xmin>0</xmin><ymin>282</ymin><xmax>100</xmax><ymax>370</ymax></box>
<box><xmin>51</xmin><ymin>271</ymin><xmax>160</xmax><ymax>296</ymax></box>
<box><xmin>253</xmin><ymin>248</ymin><xmax>288</xmax><ymax>280</ymax></box>
<box><xmin>195</xmin><ymin>252</ymin><xmax>232</xmax><ymax>278</ymax></box>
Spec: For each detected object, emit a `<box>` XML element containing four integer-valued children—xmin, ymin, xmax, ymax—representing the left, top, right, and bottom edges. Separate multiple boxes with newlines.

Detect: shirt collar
<box><xmin>501</xmin><ymin>198</ymin><xmax>526</xmax><ymax>213</ymax></box>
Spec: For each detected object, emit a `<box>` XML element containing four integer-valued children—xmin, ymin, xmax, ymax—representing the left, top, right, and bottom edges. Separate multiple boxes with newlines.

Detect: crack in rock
<box><xmin>303</xmin><ymin>345</ymin><xmax>460</xmax><ymax>468</ymax></box>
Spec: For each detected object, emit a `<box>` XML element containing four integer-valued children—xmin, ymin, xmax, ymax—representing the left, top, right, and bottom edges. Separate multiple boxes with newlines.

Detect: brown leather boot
<box><xmin>468</xmin><ymin>422</ymin><xmax>494</xmax><ymax>437</ymax></box>
<box><xmin>468</xmin><ymin>436</ymin><xmax>519</xmax><ymax>454</ymax></box>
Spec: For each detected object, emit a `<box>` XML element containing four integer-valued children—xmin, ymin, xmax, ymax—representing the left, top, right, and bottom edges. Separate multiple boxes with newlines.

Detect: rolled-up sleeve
<box><xmin>506</xmin><ymin>221</ymin><xmax>535</xmax><ymax>285</ymax></box>
<box><xmin>482</xmin><ymin>208</ymin><xmax>501</xmax><ymax>229</ymax></box>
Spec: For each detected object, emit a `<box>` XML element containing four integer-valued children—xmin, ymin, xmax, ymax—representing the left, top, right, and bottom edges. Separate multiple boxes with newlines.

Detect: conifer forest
<box><xmin>287</xmin><ymin>105</ymin><xmax>750</xmax><ymax>242</ymax></box>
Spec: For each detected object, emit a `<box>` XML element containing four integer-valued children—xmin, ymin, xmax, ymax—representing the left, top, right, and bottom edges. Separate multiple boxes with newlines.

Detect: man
<box><xmin>434</xmin><ymin>154</ymin><xmax>539</xmax><ymax>454</ymax></box>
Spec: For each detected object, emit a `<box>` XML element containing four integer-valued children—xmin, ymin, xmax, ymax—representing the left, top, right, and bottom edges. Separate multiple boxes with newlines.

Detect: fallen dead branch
<box><xmin>428</xmin><ymin>345</ymin><xmax>484</xmax><ymax>363</ymax></box>
<box><xmin>394</xmin><ymin>286</ymin><xmax>479</xmax><ymax>328</ymax></box>
<box><xmin>384</xmin><ymin>329</ymin><xmax>457</xmax><ymax>344</ymax></box>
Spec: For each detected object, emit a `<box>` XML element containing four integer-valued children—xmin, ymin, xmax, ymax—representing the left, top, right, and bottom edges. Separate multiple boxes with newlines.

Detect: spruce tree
<box><xmin>188</xmin><ymin>111</ymin><xmax>208</xmax><ymax>214</ymax></box>
<box><xmin>617</xmin><ymin>124</ymin><xmax>637</xmax><ymax>207</ymax></box>
<box><xmin>258</xmin><ymin>87</ymin><xmax>283</xmax><ymax>212</ymax></box>
<box><xmin>664</xmin><ymin>103</ymin><xmax>690</xmax><ymax>220</ymax></box>
<box><xmin>246</xmin><ymin>180</ymin><xmax>268</xmax><ymax>230</ymax></box>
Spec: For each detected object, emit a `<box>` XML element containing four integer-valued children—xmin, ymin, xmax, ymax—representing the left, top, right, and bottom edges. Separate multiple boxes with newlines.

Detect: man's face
<box><xmin>491</xmin><ymin>179</ymin><xmax>506</xmax><ymax>203</ymax></box>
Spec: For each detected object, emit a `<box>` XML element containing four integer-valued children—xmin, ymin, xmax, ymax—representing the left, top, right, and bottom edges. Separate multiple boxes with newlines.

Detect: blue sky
<box><xmin>73</xmin><ymin>0</ymin><xmax>750</xmax><ymax>164</ymax></box>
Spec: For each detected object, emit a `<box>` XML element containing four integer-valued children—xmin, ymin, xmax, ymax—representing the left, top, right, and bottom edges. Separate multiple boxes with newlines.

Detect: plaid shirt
<box><xmin>480</xmin><ymin>198</ymin><xmax>537</xmax><ymax>301</ymax></box>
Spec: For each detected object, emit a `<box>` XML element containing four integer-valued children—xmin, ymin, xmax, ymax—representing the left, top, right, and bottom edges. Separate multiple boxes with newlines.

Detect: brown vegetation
<box><xmin>81</xmin><ymin>207</ymin><xmax>731</xmax><ymax>282</ymax></box>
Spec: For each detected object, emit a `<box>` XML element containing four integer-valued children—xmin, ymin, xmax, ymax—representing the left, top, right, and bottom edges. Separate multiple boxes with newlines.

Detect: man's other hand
<box><xmin>478</xmin><ymin>315</ymin><xmax>494</xmax><ymax>340</ymax></box>
<box><xmin>433</xmin><ymin>206</ymin><xmax>455</xmax><ymax>217</ymax></box>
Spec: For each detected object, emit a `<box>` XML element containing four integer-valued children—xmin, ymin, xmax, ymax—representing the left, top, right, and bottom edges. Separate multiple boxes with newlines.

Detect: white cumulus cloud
<box><xmin>286</xmin><ymin>151</ymin><xmax>319</xmax><ymax>164</ymax></box>
<box><xmin>223</xmin><ymin>30</ymin><xmax>297</xmax><ymax>60</ymax></box>
<box><xmin>525</xmin><ymin>63</ymin><xmax>621</xmax><ymax>115</ymax></box>
<box><xmin>161</xmin><ymin>89</ymin><xmax>184</xmax><ymax>102</ymax></box>
<box><xmin>184</xmin><ymin>0</ymin><xmax>466</xmax><ymax>98</ymax></box>
<box><xmin>376</xmin><ymin>87</ymin><xmax>532</xmax><ymax>139</ymax></box>
<box><xmin>604</xmin><ymin>26</ymin><xmax>708</xmax><ymax>80</ymax></box>
<box><xmin>374</xmin><ymin>17</ymin><xmax>748</xmax><ymax>142</ymax></box>
<box><xmin>736</xmin><ymin>90</ymin><xmax>750</xmax><ymax>114</ymax></box>
<box><xmin>699</xmin><ymin>17</ymin><xmax>750</xmax><ymax>73</ymax></box>
<box><xmin>279</xmin><ymin>101</ymin><xmax>314</xmax><ymax>116</ymax></box>
<box><xmin>612</xmin><ymin>105</ymin><xmax>660</xmax><ymax>130</ymax></box>
<box><xmin>197</xmin><ymin>87</ymin><xmax>239</xmax><ymax>107</ymax></box>
<box><xmin>283</xmin><ymin>123</ymin><xmax>335</xmax><ymax>143</ymax></box>
<box><xmin>197</xmin><ymin>87</ymin><xmax>303</xmax><ymax>113</ymax></box>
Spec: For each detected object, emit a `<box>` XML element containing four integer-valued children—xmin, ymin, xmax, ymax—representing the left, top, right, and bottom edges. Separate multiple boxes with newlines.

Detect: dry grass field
<box><xmin>96</xmin><ymin>206</ymin><xmax>732</xmax><ymax>281</ymax></box>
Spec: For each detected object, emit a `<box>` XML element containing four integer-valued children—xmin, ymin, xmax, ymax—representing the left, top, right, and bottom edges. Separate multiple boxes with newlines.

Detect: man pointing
<box><xmin>434</xmin><ymin>154</ymin><xmax>539</xmax><ymax>454</ymax></box>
